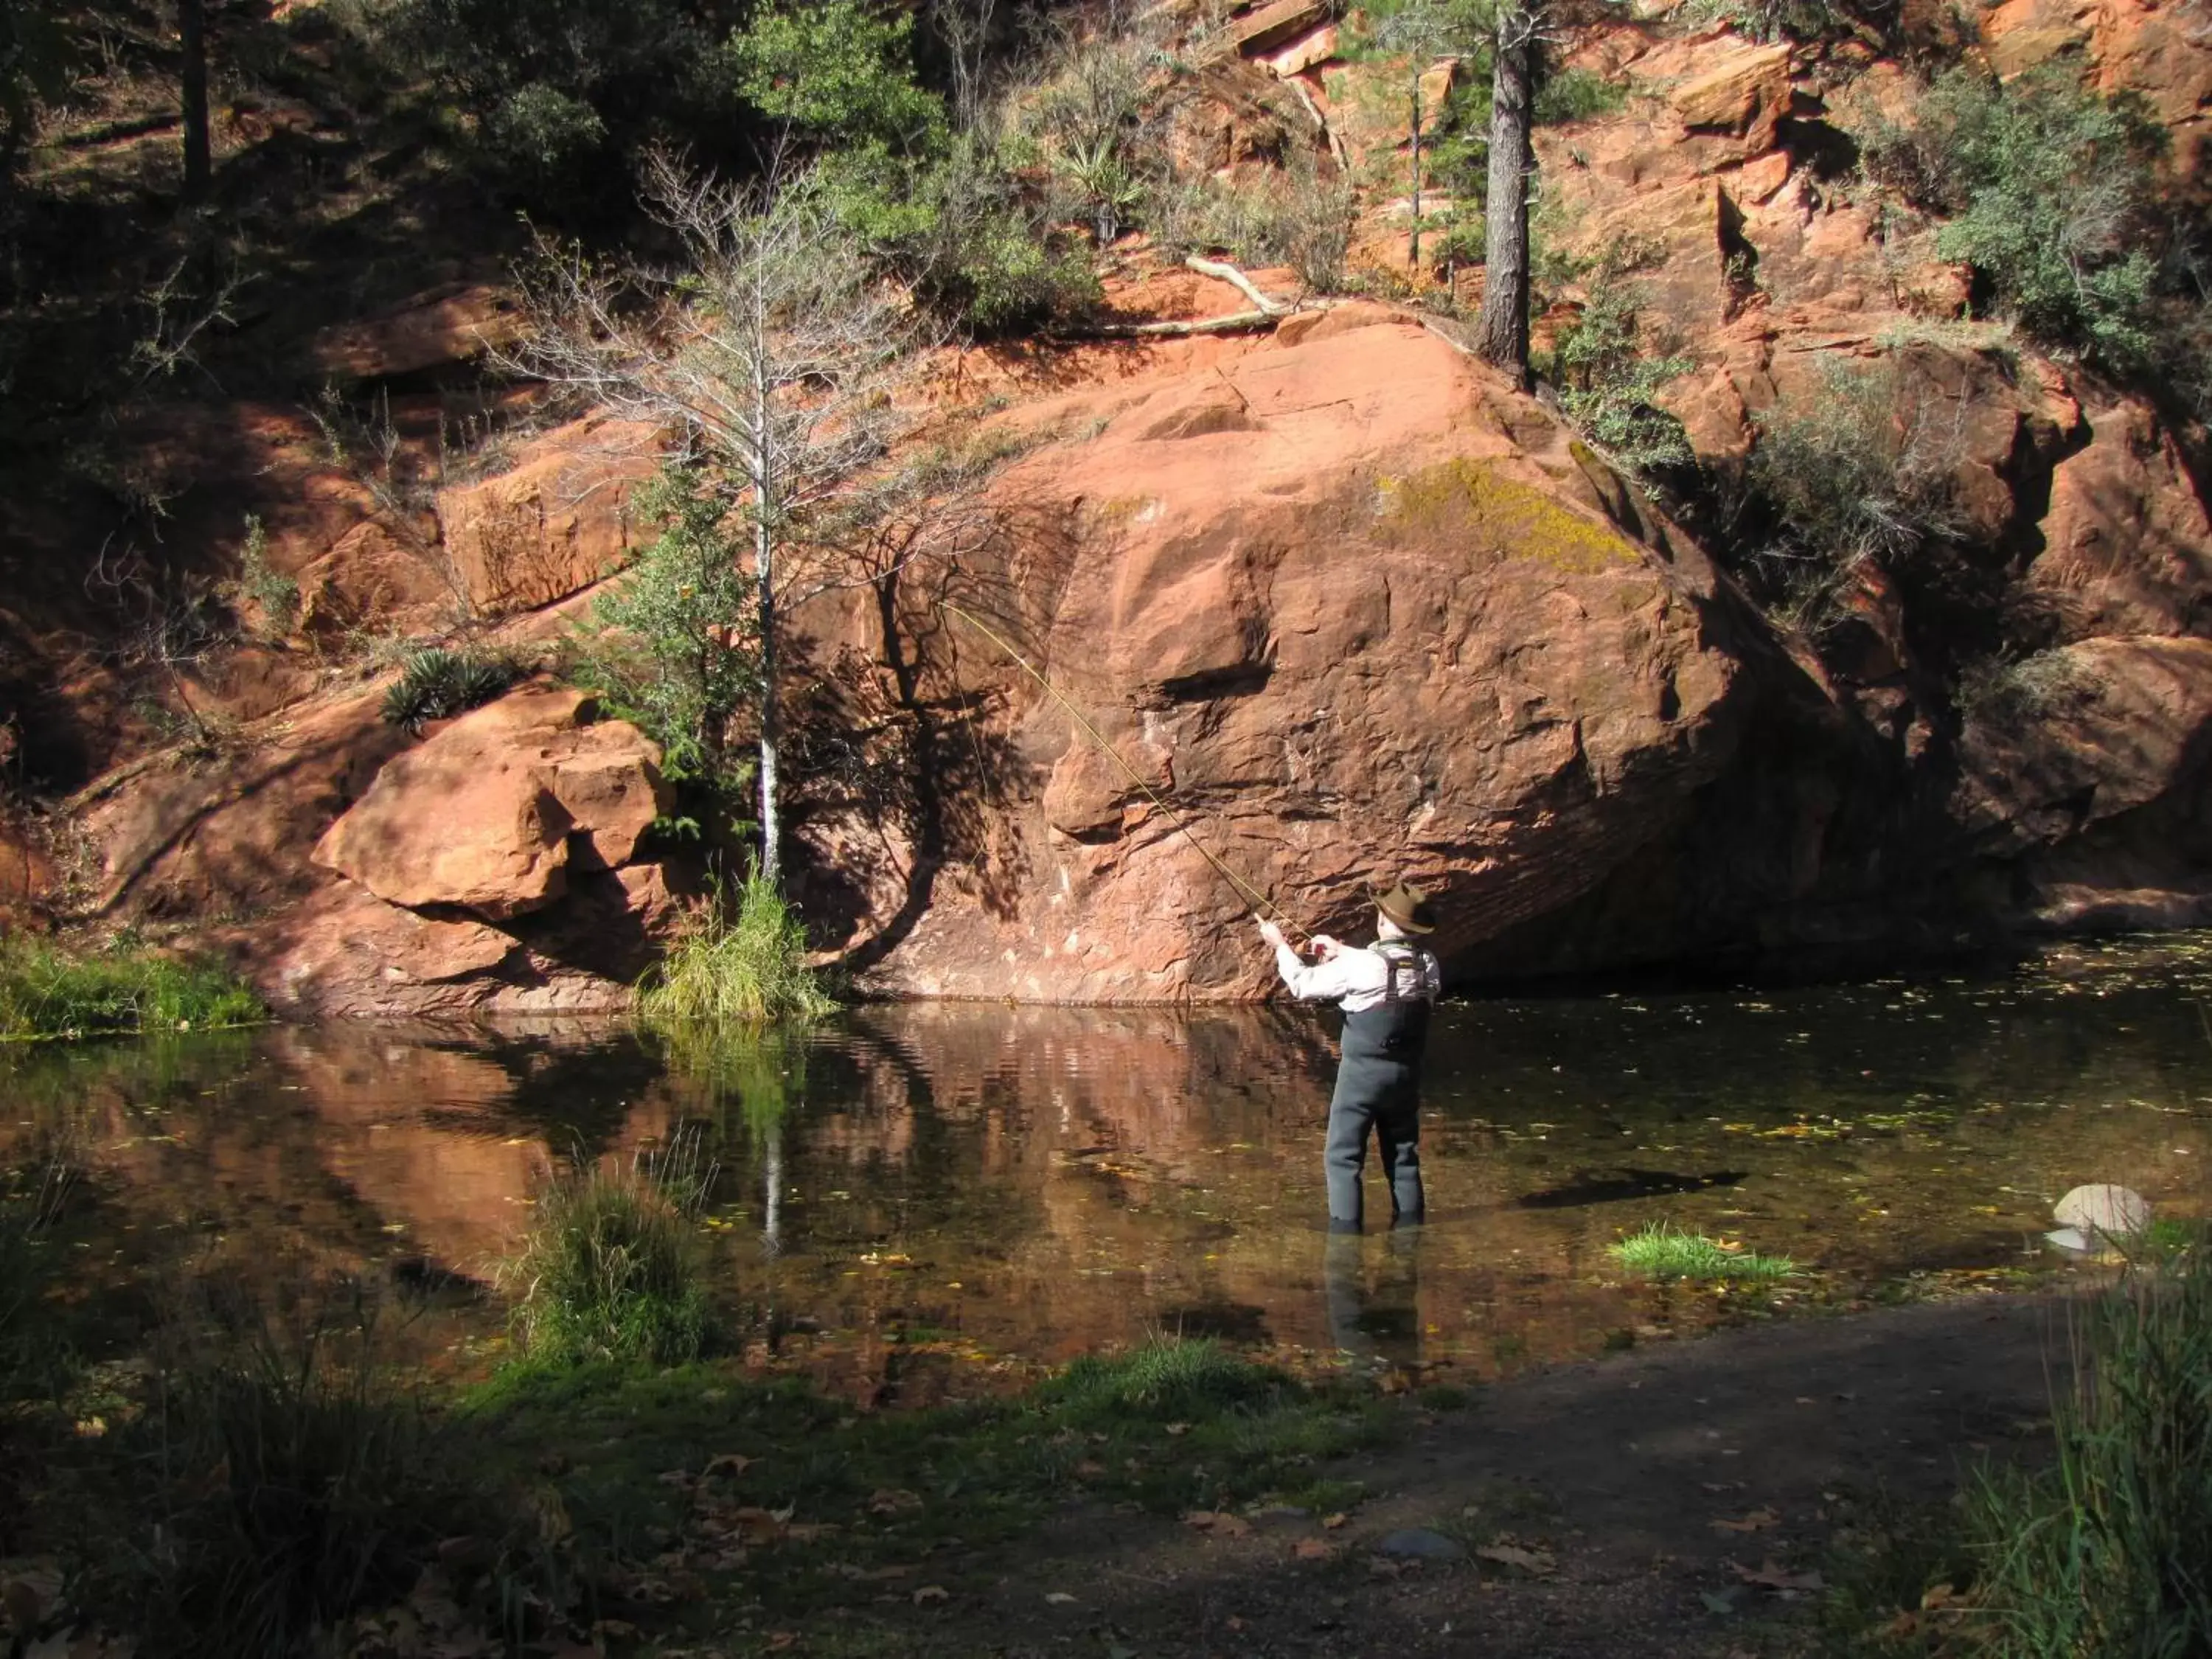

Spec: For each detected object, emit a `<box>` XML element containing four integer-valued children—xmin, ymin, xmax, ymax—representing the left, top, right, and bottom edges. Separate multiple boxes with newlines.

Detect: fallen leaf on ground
<box><xmin>1711</xmin><ymin>1508</ymin><xmax>1780</xmax><ymax>1534</ymax></box>
<box><xmin>1183</xmin><ymin>1511</ymin><xmax>1253</xmax><ymax>1537</ymax></box>
<box><xmin>703</xmin><ymin>1453</ymin><xmax>754</xmax><ymax>1478</ymax></box>
<box><xmin>1044</xmin><ymin>1591</ymin><xmax>1078</xmax><ymax>1605</ymax></box>
<box><xmin>1321</xmin><ymin>1512</ymin><xmax>1349</xmax><ymax>1530</ymax></box>
<box><xmin>1164</xmin><ymin>1422</ymin><xmax>1191</xmax><ymax>1436</ymax></box>
<box><xmin>767</xmin><ymin>1632</ymin><xmax>799</xmax><ymax>1651</ymax></box>
<box><xmin>1475</xmin><ymin>1544</ymin><xmax>1557</xmax><ymax>1576</ymax></box>
<box><xmin>1701</xmin><ymin>1589</ymin><xmax>1740</xmax><ymax>1615</ymax></box>
<box><xmin>1292</xmin><ymin>1538</ymin><xmax>1334</xmax><ymax>1562</ymax></box>
<box><xmin>1074</xmin><ymin>1460</ymin><xmax>1107</xmax><ymax>1478</ymax></box>
<box><xmin>1735</xmin><ymin>1559</ymin><xmax>1823</xmax><ymax>1593</ymax></box>
<box><xmin>912</xmin><ymin>1585</ymin><xmax>949</xmax><ymax>1606</ymax></box>
<box><xmin>867</xmin><ymin>1489</ymin><xmax>923</xmax><ymax>1516</ymax></box>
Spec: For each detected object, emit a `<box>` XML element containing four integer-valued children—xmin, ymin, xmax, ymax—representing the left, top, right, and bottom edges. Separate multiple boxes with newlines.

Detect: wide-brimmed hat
<box><xmin>1370</xmin><ymin>880</ymin><xmax>1438</xmax><ymax>934</ymax></box>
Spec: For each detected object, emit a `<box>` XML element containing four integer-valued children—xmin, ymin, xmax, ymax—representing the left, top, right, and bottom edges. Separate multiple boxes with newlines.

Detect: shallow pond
<box><xmin>9</xmin><ymin>933</ymin><xmax>2212</xmax><ymax>1399</ymax></box>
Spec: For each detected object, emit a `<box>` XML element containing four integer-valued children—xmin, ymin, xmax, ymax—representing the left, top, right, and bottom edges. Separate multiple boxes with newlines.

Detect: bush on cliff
<box><xmin>380</xmin><ymin>648</ymin><xmax>518</xmax><ymax>735</ymax></box>
<box><xmin>637</xmin><ymin>872</ymin><xmax>837</xmax><ymax>1031</ymax></box>
<box><xmin>1862</xmin><ymin>66</ymin><xmax>2166</xmax><ymax>367</ymax></box>
<box><xmin>0</xmin><ymin>939</ymin><xmax>262</xmax><ymax>1042</ymax></box>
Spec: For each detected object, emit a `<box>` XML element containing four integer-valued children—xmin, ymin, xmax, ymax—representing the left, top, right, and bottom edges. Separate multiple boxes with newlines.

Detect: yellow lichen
<box><xmin>1374</xmin><ymin>457</ymin><xmax>1637</xmax><ymax>574</ymax></box>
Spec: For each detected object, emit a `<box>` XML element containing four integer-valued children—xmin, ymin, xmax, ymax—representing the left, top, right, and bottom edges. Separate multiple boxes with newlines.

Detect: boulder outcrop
<box><xmin>311</xmin><ymin>684</ymin><xmax>670</xmax><ymax>921</ymax></box>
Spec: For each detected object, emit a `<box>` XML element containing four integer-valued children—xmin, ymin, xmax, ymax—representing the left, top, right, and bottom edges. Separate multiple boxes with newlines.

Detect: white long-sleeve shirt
<box><xmin>1271</xmin><ymin>939</ymin><xmax>1443</xmax><ymax>1013</ymax></box>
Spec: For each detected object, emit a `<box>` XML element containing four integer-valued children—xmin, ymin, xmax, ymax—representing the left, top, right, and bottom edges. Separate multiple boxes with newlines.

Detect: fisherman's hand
<box><xmin>1312</xmin><ymin>933</ymin><xmax>1343</xmax><ymax>960</ymax></box>
<box><xmin>1256</xmin><ymin>917</ymin><xmax>1287</xmax><ymax>950</ymax></box>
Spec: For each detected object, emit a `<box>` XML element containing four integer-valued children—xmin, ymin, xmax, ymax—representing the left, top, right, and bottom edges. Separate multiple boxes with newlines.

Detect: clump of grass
<box><xmin>1040</xmin><ymin>1338</ymin><xmax>1288</xmax><ymax>1423</ymax></box>
<box><xmin>507</xmin><ymin>1138</ymin><xmax>715</xmax><ymax>1368</ymax></box>
<box><xmin>379</xmin><ymin>647</ymin><xmax>518</xmax><ymax>734</ymax></box>
<box><xmin>636</xmin><ymin>870</ymin><xmax>837</xmax><ymax>1030</ymax></box>
<box><xmin>133</xmin><ymin>1284</ymin><xmax>515</xmax><ymax>1659</ymax></box>
<box><xmin>0</xmin><ymin>939</ymin><xmax>262</xmax><ymax>1042</ymax></box>
<box><xmin>1609</xmin><ymin>1221</ymin><xmax>1797</xmax><ymax>1283</ymax></box>
<box><xmin>1961</xmin><ymin>1239</ymin><xmax>2212</xmax><ymax>1657</ymax></box>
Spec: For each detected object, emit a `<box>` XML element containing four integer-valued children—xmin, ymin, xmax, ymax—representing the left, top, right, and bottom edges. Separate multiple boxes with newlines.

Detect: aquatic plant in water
<box><xmin>1608</xmin><ymin>1221</ymin><xmax>1796</xmax><ymax>1283</ymax></box>
<box><xmin>0</xmin><ymin>939</ymin><xmax>262</xmax><ymax>1041</ymax></box>
<box><xmin>636</xmin><ymin>870</ymin><xmax>836</xmax><ymax>1029</ymax></box>
<box><xmin>507</xmin><ymin>1135</ymin><xmax>716</xmax><ymax>1367</ymax></box>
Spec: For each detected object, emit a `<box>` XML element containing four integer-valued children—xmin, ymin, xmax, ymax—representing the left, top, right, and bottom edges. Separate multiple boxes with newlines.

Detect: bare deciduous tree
<box><xmin>501</xmin><ymin>150</ymin><xmax>922</xmax><ymax>887</ymax></box>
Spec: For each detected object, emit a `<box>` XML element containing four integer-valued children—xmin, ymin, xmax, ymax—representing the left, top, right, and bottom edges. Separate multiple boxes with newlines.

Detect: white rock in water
<box><xmin>2053</xmin><ymin>1183</ymin><xmax>2152</xmax><ymax>1241</ymax></box>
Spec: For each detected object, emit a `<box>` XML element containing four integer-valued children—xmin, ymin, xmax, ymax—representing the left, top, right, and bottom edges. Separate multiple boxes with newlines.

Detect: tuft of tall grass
<box><xmin>135</xmin><ymin>1284</ymin><xmax>512</xmax><ymax>1659</ymax></box>
<box><xmin>1608</xmin><ymin>1221</ymin><xmax>1797</xmax><ymax>1283</ymax></box>
<box><xmin>507</xmin><ymin>1136</ymin><xmax>716</xmax><ymax>1368</ymax></box>
<box><xmin>0</xmin><ymin>939</ymin><xmax>262</xmax><ymax>1042</ymax></box>
<box><xmin>1963</xmin><ymin>1238</ymin><xmax>2212</xmax><ymax>1657</ymax></box>
<box><xmin>635</xmin><ymin>871</ymin><xmax>837</xmax><ymax>1030</ymax></box>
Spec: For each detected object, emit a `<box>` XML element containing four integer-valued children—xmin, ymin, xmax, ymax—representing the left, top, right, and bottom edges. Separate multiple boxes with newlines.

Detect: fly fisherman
<box><xmin>1257</xmin><ymin>882</ymin><xmax>1443</xmax><ymax>1232</ymax></box>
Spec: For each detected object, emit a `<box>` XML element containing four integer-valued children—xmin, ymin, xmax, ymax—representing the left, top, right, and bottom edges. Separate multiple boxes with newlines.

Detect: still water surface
<box><xmin>9</xmin><ymin>935</ymin><xmax>2212</xmax><ymax>1398</ymax></box>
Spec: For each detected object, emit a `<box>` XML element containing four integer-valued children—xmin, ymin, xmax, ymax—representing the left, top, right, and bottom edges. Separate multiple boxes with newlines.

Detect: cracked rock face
<box><xmin>820</xmin><ymin>313</ymin><xmax>1753</xmax><ymax>1002</ymax></box>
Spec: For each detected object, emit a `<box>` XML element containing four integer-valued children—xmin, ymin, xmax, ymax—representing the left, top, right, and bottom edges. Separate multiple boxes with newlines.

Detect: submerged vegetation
<box><xmin>1609</xmin><ymin>1221</ymin><xmax>1798</xmax><ymax>1283</ymax></box>
<box><xmin>636</xmin><ymin>869</ymin><xmax>838</xmax><ymax>1029</ymax></box>
<box><xmin>0</xmin><ymin>939</ymin><xmax>261</xmax><ymax>1042</ymax></box>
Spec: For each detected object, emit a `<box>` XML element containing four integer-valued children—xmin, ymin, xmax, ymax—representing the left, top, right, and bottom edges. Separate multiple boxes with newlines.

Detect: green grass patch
<box><xmin>506</xmin><ymin>1137</ymin><xmax>715</xmax><ymax>1368</ymax></box>
<box><xmin>636</xmin><ymin>869</ymin><xmax>838</xmax><ymax>1029</ymax></box>
<box><xmin>1609</xmin><ymin>1221</ymin><xmax>1797</xmax><ymax>1283</ymax></box>
<box><xmin>0</xmin><ymin>939</ymin><xmax>262</xmax><ymax>1042</ymax></box>
<box><xmin>1535</xmin><ymin>67</ymin><xmax>1626</xmax><ymax>125</ymax></box>
<box><xmin>466</xmin><ymin>1338</ymin><xmax>1392</xmax><ymax>1621</ymax></box>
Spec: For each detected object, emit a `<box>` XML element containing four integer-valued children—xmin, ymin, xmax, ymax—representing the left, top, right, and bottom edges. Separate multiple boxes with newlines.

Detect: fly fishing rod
<box><xmin>939</xmin><ymin>601</ymin><xmax>1312</xmax><ymax>942</ymax></box>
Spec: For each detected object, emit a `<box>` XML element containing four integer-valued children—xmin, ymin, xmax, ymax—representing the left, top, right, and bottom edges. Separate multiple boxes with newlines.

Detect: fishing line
<box><xmin>939</xmin><ymin>601</ymin><xmax>1311</xmax><ymax>940</ymax></box>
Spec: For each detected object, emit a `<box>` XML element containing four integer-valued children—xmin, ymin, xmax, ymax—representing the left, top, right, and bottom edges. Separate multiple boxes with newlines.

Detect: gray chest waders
<box><xmin>1324</xmin><ymin>945</ymin><xmax>1431</xmax><ymax>1229</ymax></box>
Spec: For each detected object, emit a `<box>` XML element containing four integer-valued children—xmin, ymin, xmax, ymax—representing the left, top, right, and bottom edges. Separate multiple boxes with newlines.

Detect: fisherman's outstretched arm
<box><xmin>1256</xmin><ymin>919</ymin><xmax>1363</xmax><ymax>1000</ymax></box>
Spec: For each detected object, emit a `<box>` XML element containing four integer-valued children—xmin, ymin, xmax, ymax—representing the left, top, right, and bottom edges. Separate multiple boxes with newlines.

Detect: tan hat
<box><xmin>1371</xmin><ymin>880</ymin><xmax>1438</xmax><ymax>934</ymax></box>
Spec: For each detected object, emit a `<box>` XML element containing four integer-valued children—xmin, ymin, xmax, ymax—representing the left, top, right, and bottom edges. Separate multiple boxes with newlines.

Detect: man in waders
<box><xmin>1257</xmin><ymin>881</ymin><xmax>1443</xmax><ymax>1232</ymax></box>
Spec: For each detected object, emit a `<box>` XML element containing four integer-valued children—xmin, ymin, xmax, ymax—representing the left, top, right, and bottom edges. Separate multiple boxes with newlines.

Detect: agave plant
<box><xmin>380</xmin><ymin>649</ymin><xmax>518</xmax><ymax>734</ymax></box>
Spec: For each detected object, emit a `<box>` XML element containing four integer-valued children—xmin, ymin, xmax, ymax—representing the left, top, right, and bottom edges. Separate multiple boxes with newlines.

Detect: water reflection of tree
<box><xmin>659</xmin><ymin>1027</ymin><xmax>811</xmax><ymax>1256</ymax></box>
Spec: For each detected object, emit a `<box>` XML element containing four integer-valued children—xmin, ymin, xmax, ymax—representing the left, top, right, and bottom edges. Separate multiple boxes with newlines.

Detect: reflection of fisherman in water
<box><xmin>1324</xmin><ymin>1225</ymin><xmax>1425</xmax><ymax>1369</ymax></box>
<box><xmin>1257</xmin><ymin>881</ymin><xmax>1444</xmax><ymax>1232</ymax></box>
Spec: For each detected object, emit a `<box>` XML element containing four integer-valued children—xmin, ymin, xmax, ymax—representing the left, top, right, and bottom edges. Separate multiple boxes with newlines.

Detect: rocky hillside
<box><xmin>6</xmin><ymin>0</ymin><xmax>2212</xmax><ymax>1011</ymax></box>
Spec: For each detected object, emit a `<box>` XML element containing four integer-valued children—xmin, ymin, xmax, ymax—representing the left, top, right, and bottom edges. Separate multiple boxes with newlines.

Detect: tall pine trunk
<box><xmin>179</xmin><ymin>0</ymin><xmax>209</xmax><ymax>200</ymax></box>
<box><xmin>1472</xmin><ymin>3</ymin><xmax>1533</xmax><ymax>383</ymax></box>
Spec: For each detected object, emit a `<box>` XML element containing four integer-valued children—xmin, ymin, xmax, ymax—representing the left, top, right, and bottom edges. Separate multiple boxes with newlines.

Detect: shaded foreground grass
<box><xmin>1820</xmin><ymin>1231</ymin><xmax>2212</xmax><ymax>1656</ymax></box>
<box><xmin>1609</xmin><ymin>1220</ymin><xmax>1797</xmax><ymax>1283</ymax></box>
<box><xmin>0</xmin><ymin>938</ymin><xmax>262</xmax><ymax>1041</ymax></box>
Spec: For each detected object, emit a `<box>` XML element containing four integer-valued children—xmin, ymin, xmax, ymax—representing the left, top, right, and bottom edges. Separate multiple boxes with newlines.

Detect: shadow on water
<box><xmin>5</xmin><ymin>931</ymin><xmax>2212</xmax><ymax>1394</ymax></box>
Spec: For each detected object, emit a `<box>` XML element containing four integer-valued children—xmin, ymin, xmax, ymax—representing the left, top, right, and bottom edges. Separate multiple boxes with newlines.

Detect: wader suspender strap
<box><xmin>1378</xmin><ymin>944</ymin><xmax>1419</xmax><ymax>1004</ymax></box>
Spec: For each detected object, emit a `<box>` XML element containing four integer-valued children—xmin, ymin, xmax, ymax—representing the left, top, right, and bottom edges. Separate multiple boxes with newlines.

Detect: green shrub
<box><xmin>636</xmin><ymin>870</ymin><xmax>837</xmax><ymax>1030</ymax></box>
<box><xmin>508</xmin><ymin>1141</ymin><xmax>714</xmax><ymax>1368</ymax></box>
<box><xmin>487</xmin><ymin>81</ymin><xmax>611</xmax><ymax>189</ymax></box>
<box><xmin>1741</xmin><ymin>358</ymin><xmax>1961</xmax><ymax>631</ymax></box>
<box><xmin>0</xmin><ymin>939</ymin><xmax>262</xmax><ymax>1042</ymax></box>
<box><xmin>1862</xmin><ymin>66</ymin><xmax>2166</xmax><ymax>365</ymax></box>
<box><xmin>568</xmin><ymin>462</ymin><xmax>759</xmax><ymax>792</ymax></box>
<box><xmin>1152</xmin><ymin>161</ymin><xmax>1357</xmax><ymax>294</ymax></box>
<box><xmin>1541</xmin><ymin>247</ymin><xmax>1694</xmax><ymax>475</ymax></box>
<box><xmin>1535</xmin><ymin>66</ymin><xmax>1624</xmax><ymax>125</ymax></box>
<box><xmin>722</xmin><ymin>0</ymin><xmax>945</xmax><ymax>153</ymax></box>
<box><xmin>228</xmin><ymin>515</ymin><xmax>299</xmax><ymax>641</ymax></box>
<box><xmin>1961</xmin><ymin>1244</ymin><xmax>2212</xmax><ymax>1656</ymax></box>
<box><xmin>379</xmin><ymin>648</ymin><xmax>518</xmax><ymax>734</ymax></box>
<box><xmin>1608</xmin><ymin>1222</ymin><xmax>1796</xmax><ymax>1282</ymax></box>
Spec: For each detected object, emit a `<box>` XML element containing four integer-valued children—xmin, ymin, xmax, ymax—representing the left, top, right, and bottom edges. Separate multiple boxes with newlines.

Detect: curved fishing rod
<box><xmin>939</xmin><ymin>601</ymin><xmax>1312</xmax><ymax>942</ymax></box>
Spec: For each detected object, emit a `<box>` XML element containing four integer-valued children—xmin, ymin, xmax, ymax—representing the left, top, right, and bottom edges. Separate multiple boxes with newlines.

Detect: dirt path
<box><xmin>901</xmin><ymin>1294</ymin><xmax>2066</xmax><ymax>1657</ymax></box>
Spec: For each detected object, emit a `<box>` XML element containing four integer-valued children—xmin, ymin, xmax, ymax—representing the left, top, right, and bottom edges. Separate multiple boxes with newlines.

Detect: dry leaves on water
<box><xmin>1733</xmin><ymin>1558</ymin><xmax>1823</xmax><ymax>1593</ymax></box>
